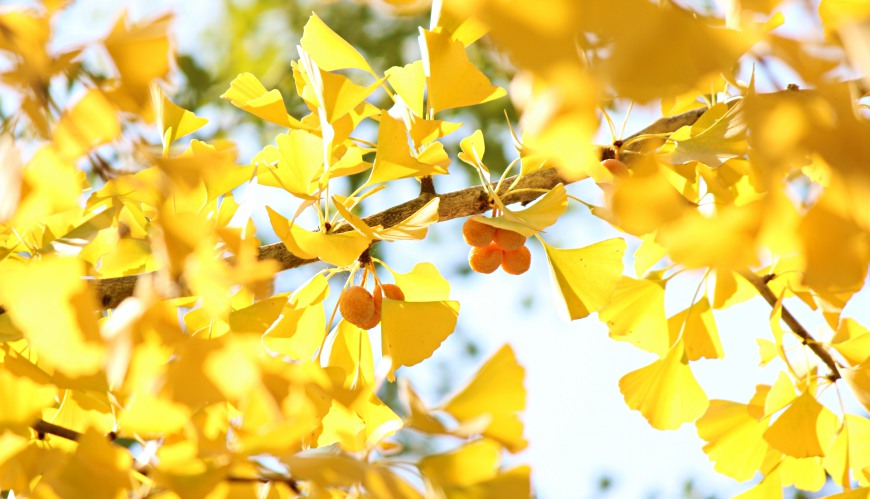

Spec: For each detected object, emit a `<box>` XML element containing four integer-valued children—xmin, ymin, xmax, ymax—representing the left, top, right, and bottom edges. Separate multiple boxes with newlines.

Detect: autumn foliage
<box><xmin>1</xmin><ymin>0</ymin><xmax>870</xmax><ymax>497</ymax></box>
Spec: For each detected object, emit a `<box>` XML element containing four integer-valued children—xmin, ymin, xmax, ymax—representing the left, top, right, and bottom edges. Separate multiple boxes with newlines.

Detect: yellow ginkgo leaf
<box><xmin>666</xmin><ymin>100</ymin><xmax>747</xmax><ymax>168</ymax></box>
<box><xmin>221</xmin><ymin>73</ymin><xmax>303</xmax><ymax>128</ymax></box>
<box><xmin>319</xmin><ymin>70</ymin><xmax>383</xmax><ymax>124</ymax></box>
<box><xmin>423</xmin><ymin>29</ymin><xmax>506</xmax><ymax>113</ymax></box>
<box><xmin>441</xmin><ymin>344</ymin><xmax>527</xmax><ymax>452</ymax></box>
<box><xmin>372</xmin><ymin>198</ymin><xmax>440</xmax><ymax>241</ymax></box>
<box><xmin>619</xmin><ymin>341</ymin><xmax>709</xmax><ymax>430</ymax></box>
<box><xmin>319</xmin><ymin>395</ymin><xmax>402</xmax><ymax>452</ymax></box>
<box><xmin>441</xmin><ymin>465</ymin><xmax>532</xmax><ymax>499</ymax></box>
<box><xmin>364</xmin><ymin>465</ymin><xmax>423</xmax><ymax>499</ymax></box>
<box><xmin>228</xmin><ymin>295</ymin><xmax>287</xmax><ymax>335</ymax></box>
<box><xmin>300</xmin><ymin>13</ymin><xmax>374</xmax><ymax>74</ymax></box>
<box><xmin>103</xmin><ymin>11</ymin><xmax>173</xmax><ymax>117</ymax></box>
<box><xmin>0</xmin><ymin>257</ymin><xmax>104</xmax><ymax>377</ymax></box>
<box><xmin>399</xmin><ymin>378</ymin><xmax>447</xmax><ymax>434</ymax></box>
<box><xmin>386</xmin><ymin>60</ymin><xmax>425</xmax><ymax>118</ymax></box>
<box><xmin>0</xmin><ymin>432</ymin><xmax>39</xmax><ymax>492</ymax></box>
<box><xmin>713</xmin><ymin>268</ymin><xmax>758</xmax><ymax>309</ymax></box>
<box><xmin>368</xmin><ymin>113</ymin><xmax>449</xmax><ymax>185</ymax></box>
<box><xmin>634</xmin><ymin>233</ymin><xmax>667</xmax><ymax>277</ymax></box>
<box><xmin>328</xmin><ymin>320</ymin><xmax>375</xmax><ymax>390</ymax></box>
<box><xmin>325</xmin><ymin>146</ymin><xmax>371</xmax><ymax>181</ymax></box>
<box><xmin>543</xmin><ymin>238</ymin><xmax>625</xmax><ymax>321</ymax></box>
<box><xmin>438</xmin><ymin>11</ymin><xmax>489</xmax><ymax>46</ymax></box>
<box><xmin>381</xmin><ymin>299</ymin><xmax>460</xmax><ymax>381</ymax></box>
<box><xmin>52</xmin><ymin>89</ymin><xmax>120</xmax><ymax>160</ymax></box>
<box><xmin>667</xmin><ymin>296</ymin><xmax>723</xmax><ymax>360</ymax></box>
<box><xmin>843</xmin><ymin>358</ymin><xmax>870</xmax><ymax>413</ymax></box>
<box><xmin>824</xmin><ymin>414</ymin><xmax>870</xmax><ymax>488</ymax></box>
<box><xmin>267</xmin><ymin>207</ymin><xmax>371</xmax><ymax>267</ymax></box>
<box><xmin>0</xmin><ymin>367</ymin><xmax>56</xmax><ymax>434</ymax></box>
<box><xmin>819</xmin><ymin>0</ymin><xmax>870</xmax><ymax>32</ymax></box>
<box><xmin>420</xmin><ymin>439</ymin><xmax>500</xmax><ymax>488</ymax></box>
<box><xmin>119</xmin><ymin>392</ymin><xmax>190</xmax><ymax>436</ymax></box>
<box><xmin>458</xmin><ymin>129</ymin><xmax>486</xmax><ymax>169</ymax></box>
<box><xmin>282</xmin><ymin>453</ymin><xmax>365</xmax><ymax>489</ymax></box>
<box><xmin>151</xmin><ymin>85</ymin><xmax>208</xmax><ymax>155</ymax></box>
<box><xmin>832</xmin><ymin>318</ymin><xmax>870</xmax><ymax>367</ymax></box>
<box><xmin>765</xmin><ymin>371</ymin><xmax>797</xmax><ymax>417</ymax></box>
<box><xmin>45</xmin><ymin>427</ymin><xmax>132</xmax><ymax>499</ymax></box>
<box><xmin>255</xmin><ymin>129</ymin><xmax>324</xmax><ymax>199</ymax></box>
<box><xmin>799</xmin><ymin>198</ymin><xmax>868</xmax><ymax>296</ymax></box>
<box><xmin>763</xmin><ymin>391</ymin><xmax>839</xmax><ymax>458</ymax></box>
<box><xmin>732</xmin><ymin>472</ymin><xmax>782</xmax><ymax>499</ymax></box>
<box><xmin>696</xmin><ymin>400</ymin><xmax>770</xmax><ymax>481</ymax></box>
<box><xmin>156</xmin><ymin>140</ymin><xmax>253</xmax><ymax>203</ymax></box>
<box><xmin>409</xmin><ymin>117</ymin><xmax>463</xmax><ymax>147</ymax></box>
<box><xmin>390</xmin><ymin>262</ymin><xmax>451</xmax><ymax>301</ymax></box>
<box><xmin>776</xmin><ymin>456</ymin><xmax>827</xmax><ymax>492</ymax></box>
<box><xmin>819</xmin><ymin>488</ymin><xmax>870</xmax><ymax>499</ymax></box>
<box><xmin>264</xmin><ymin>302</ymin><xmax>326</xmax><ymax>361</ymax></box>
<box><xmin>600</xmin><ymin>276</ymin><xmax>669</xmax><ymax>357</ymax></box>
<box><xmin>474</xmin><ymin>184</ymin><xmax>568</xmax><ymax>237</ymax></box>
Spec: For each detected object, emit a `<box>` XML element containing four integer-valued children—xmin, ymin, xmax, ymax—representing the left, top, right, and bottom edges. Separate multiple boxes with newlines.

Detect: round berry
<box><xmin>493</xmin><ymin>228</ymin><xmax>526</xmax><ymax>251</ymax></box>
<box><xmin>379</xmin><ymin>283</ymin><xmax>405</xmax><ymax>301</ymax></box>
<box><xmin>339</xmin><ymin>286</ymin><xmax>375</xmax><ymax>329</ymax></box>
<box><xmin>501</xmin><ymin>245</ymin><xmax>531</xmax><ymax>275</ymax></box>
<box><xmin>469</xmin><ymin>243</ymin><xmax>503</xmax><ymax>274</ymax></box>
<box><xmin>462</xmin><ymin>218</ymin><xmax>496</xmax><ymax>247</ymax></box>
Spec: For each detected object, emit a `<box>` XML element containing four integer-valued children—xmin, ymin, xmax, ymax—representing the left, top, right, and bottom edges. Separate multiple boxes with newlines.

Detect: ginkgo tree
<box><xmin>1</xmin><ymin>0</ymin><xmax>870</xmax><ymax>497</ymax></box>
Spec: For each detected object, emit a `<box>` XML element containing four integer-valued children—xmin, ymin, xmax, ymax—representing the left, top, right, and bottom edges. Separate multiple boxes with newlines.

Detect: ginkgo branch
<box><xmin>30</xmin><ymin>418</ymin><xmax>301</xmax><ymax>491</ymax></box>
<box><xmin>737</xmin><ymin>269</ymin><xmax>841</xmax><ymax>381</ymax></box>
<box><xmin>0</xmin><ymin>105</ymin><xmax>711</xmax><ymax>313</ymax></box>
<box><xmin>32</xmin><ymin>418</ymin><xmax>84</xmax><ymax>442</ymax></box>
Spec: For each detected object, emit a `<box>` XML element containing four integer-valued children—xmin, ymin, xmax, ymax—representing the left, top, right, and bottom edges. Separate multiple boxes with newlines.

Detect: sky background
<box><xmin>26</xmin><ymin>0</ymin><xmax>870</xmax><ymax>497</ymax></box>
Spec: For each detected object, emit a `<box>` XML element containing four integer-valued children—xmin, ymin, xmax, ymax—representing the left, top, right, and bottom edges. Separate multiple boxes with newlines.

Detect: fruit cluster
<box><xmin>463</xmin><ymin>218</ymin><xmax>531</xmax><ymax>275</ymax></box>
<box><xmin>339</xmin><ymin>283</ymin><xmax>405</xmax><ymax>329</ymax></box>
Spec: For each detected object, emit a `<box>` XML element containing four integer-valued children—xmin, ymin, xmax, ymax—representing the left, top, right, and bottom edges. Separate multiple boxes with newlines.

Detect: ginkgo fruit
<box><xmin>339</xmin><ymin>285</ymin><xmax>376</xmax><ymax>328</ymax></box>
<box><xmin>462</xmin><ymin>218</ymin><xmax>496</xmax><ymax>247</ymax></box>
<box><xmin>469</xmin><ymin>243</ymin><xmax>503</xmax><ymax>274</ymax></box>
<box><xmin>501</xmin><ymin>245</ymin><xmax>531</xmax><ymax>275</ymax></box>
<box><xmin>359</xmin><ymin>283</ymin><xmax>407</xmax><ymax>330</ymax></box>
<box><xmin>493</xmin><ymin>228</ymin><xmax>526</xmax><ymax>251</ymax></box>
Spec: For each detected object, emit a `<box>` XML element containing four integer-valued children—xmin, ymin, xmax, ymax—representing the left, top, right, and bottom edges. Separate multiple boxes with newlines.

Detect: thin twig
<box><xmin>32</xmin><ymin>418</ymin><xmax>82</xmax><ymax>442</ymax></box>
<box><xmin>737</xmin><ymin>269</ymin><xmax>841</xmax><ymax>381</ymax></box>
<box><xmin>31</xmin><ymin>419</ymin><xmax>301</xmax><ymax>491</ymax></box>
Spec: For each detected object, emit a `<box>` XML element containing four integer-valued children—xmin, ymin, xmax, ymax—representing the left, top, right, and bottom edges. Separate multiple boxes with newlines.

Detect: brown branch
<box><xmin>32</xmin><ymin>418</ymin><xmax>82</xmax><ymax>441</ymax></box>
<box><xmin>31</xmin><ymin>419</ymin><xmax>300</xmax><ymax>491</ymax></box>
<box><xmin>737</xmin><ymin>269</ymin><xmax>841</xmax><ymax>381</ymax></box>
<box><xmin>1</xmin><ymin>106</ymin><xmax>710</xmax><ymax>312</ymax></box>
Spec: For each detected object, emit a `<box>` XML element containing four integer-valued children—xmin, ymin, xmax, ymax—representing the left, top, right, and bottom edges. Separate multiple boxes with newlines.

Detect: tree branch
<box><xmin>1</xmin><ymin>106</ymin><xmax>710</xmax><ymax>312</ymax></box>
<box><xmin>32</xmin><ymin>418</ymin><xmax>83</xmax><ymax>442</ymax></box>
<box><xmin>737</xmin><ymin>269</ymin><xmax>841</xmax><ymax>381</ymax></box>
<box><xmin>31</xmin><ymin>419</ymin><xmax>300</xmax><ymax>491</ymax></box>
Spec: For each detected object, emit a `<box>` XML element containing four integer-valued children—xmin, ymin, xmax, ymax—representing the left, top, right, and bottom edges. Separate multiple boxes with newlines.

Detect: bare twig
<box><xmin>32</xmin><ymin>418</ymin><xmax>82</xmax><ymax>442</ymax></box>
<box><xmin>737</xmin><ymin>269</ymin><xmax>841</xmax><ymax>381</ymax></box>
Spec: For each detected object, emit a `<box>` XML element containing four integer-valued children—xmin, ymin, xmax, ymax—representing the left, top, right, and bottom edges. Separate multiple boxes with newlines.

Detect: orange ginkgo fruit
<box><xmin>493</xmin><ymin>228</ymin><xmax>526</xmax><ymax>251</ymax></box>
<box><xmin>360</xmin><ymin>283</ymin><xmax>406</xmax><ymax>329</ymax></box>
<box><xmin>462</xmin><ymin>218</ymin><xmax>497</xmax><ymax>247</ymax></box>
<box><xmin>469</xmin><ymin>243</ymin><xmax>503</xmax><ymax>274</ymax></box>
<box><xmin>340</xmin><ymin>285</ymin><xmax>376</xmax><ymax>328</ymax></box>
<box><xmin>501</xmin><ymin>245</ymin><xmax>531</xmax><ymax>275</ymax></box>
